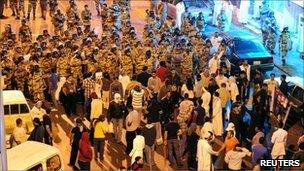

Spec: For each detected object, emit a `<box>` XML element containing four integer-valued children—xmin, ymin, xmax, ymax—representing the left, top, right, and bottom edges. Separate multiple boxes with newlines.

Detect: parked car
<box><xmin>1</xmin><ymin>141</ymin><xmax>64</xmax><ymax>171</ymax></box>
<box><xmin>265</xmin><ymin>76</ymin><xmax>304</xmax><ymax>129</ymax></box>
<box><xmin>3</xmin><ymin>90</ymin><xmax>34</xmax><ymax>148</ymax></box>
<box><xmin>219</xmin><ymin>32</ymin><xmax>274</xmax><ymax>73</ymax></box>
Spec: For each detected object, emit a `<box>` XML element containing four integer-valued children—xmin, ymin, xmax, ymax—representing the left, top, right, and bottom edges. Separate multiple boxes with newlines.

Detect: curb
<box><xmin>274</xmin><ymin>64</ymin><xmax>292</xmax><ymax>76</ymax></box>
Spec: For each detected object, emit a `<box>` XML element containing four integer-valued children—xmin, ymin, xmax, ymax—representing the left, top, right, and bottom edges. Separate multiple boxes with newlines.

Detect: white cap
<box><xmin>226</xmin><ymin>122</ymin><xmax>235</xmax><ymax>131</ymax></box>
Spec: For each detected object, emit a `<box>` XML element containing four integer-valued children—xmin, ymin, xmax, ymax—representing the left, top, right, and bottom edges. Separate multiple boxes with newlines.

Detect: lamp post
<box><xmin>0</xmin><ymin>55</ymin><xmax>7</xmax><ymax>170</ymax></box>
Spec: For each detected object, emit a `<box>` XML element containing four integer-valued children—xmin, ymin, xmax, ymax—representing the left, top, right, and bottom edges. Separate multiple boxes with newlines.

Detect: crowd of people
<box><xmin>1</xmin><ymin>0</ymin><xmax>303</xmax><ymax>171</ymax></box>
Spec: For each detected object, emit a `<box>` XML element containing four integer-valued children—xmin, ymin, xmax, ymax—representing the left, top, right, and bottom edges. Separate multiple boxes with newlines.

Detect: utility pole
<box><xmin>0</xmin><ymin>55</ymin><xmax>7</xmax><ymax>170</ymax></box>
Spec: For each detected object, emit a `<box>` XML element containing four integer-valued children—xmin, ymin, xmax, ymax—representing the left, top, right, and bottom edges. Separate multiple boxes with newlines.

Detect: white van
<box><xmin>3</xmin><ymin>90</ymin><xmax>34</xmax><ymax>132</ymax></box>
<box><xmin>4</xmin><ymin>141</ymin><xmax>64</xmax><ymax>171</ymax></box>
<box><xmin>3</xmin><ymin>90</ymin><xmax>34</xmax><ymax>148</ymax></box>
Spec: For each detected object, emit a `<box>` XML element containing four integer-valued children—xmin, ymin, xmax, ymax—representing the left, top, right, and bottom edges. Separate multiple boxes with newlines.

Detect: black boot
<box><xmin>27</xmin><ymin>14</ymin><xmax>30</xmax><ymax>20</ymax></box>
<box><xmin>282</xmin><ymin>59</ymin><xmax>286</xmax><ymax>65</ymax></box>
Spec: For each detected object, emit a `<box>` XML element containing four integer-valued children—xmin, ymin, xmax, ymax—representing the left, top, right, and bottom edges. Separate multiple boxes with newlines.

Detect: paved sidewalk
<box><xmin>205</xmin><ymin>20</ymin><xmax>304</xmax><ymax>77</ymax></box>
<box><xmin>244</xmin><ymin>20</ymin><xmax>304</xmax><ymax>77</ymax></box>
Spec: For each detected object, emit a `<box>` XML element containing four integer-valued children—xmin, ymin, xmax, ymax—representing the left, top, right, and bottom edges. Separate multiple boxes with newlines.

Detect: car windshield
<box><xmin>234</xmin><ymin>40</ymin><xmax>266</xmax><ymax>54</ymax></box>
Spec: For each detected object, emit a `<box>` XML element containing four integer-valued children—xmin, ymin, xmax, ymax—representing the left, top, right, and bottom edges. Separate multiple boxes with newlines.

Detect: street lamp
<box><xmin>0</xmin><ymin>52</ymin><xmax>8</xmax><ymax>170</ymax></box>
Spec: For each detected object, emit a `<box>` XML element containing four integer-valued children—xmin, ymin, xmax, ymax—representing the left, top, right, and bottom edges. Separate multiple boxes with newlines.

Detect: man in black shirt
<box><xmin>142</xmin><ymin>119</ymin><xmax>157</xmax><ymax>169</ymax></box>
<box><xmin>194</xmin><ymin>99</ymin><xmax>205</xmax><ymax>127</ymax></box>
<box><xmin>136</xmin><ymin>66</ymin><xmax>151</xmax><ymax>87</ymax></box>
<box><xmin>279</xmin><ymin>74</ymin><xmax>288</xmax><ymax>96</ymax></box>
<box><xmin>43</xmin><ymin>108</ymin><xmax>53</xmax><ymax>145</ymax></box>
<box><xmin>164</xmin><ymin>116</ymin><xmax>182</xmax><ymax>168</ymax></box>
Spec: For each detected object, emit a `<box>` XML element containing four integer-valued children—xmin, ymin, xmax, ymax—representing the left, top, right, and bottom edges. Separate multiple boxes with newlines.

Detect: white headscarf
<box><xmin>114</xmin><ymin>93</ymin><xmax>121</xmax><ymax>103</ymax></box>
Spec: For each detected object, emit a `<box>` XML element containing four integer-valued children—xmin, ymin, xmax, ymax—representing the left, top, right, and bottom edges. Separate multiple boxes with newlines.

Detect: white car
<box><xmin>266</xmin><ymin>76</ymin><xmax>304</xmax><ymax>128</ymax></box>
<box><xmin>1</xmin><ymin>141</ymin><xmax>64</xmax><ymax>170</ymax></box>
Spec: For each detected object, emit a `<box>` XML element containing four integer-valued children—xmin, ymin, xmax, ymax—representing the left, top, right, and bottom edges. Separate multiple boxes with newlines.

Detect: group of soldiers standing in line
<box><xmin>4</xmin><ymin>0</ymin><xmax>51</xmax><ymax>20</ymax></box>
<box><xmin>259</xmin><ymin>1</ymin><xmax>291</xmax><ymax>64</ymax></box>
<box><xmin>0</xmin><ymin>0</ymin><xmax>214</xmax><ymax>103</ymax></box>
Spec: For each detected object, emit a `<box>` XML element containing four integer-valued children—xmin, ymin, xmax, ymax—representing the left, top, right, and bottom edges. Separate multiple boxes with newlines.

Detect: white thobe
<box><xmin>210</xmin><ymin>36</ymin><xmax>223</xmax><ymax>53</ymax></box>
<box><xmin>228</xmin><ymin>82</ymin><xmax>239</xmax><ymax>103</ymax></box>
<box><xmin>197</xmin><ymin>139</ymin><xmax>216</xmax><ymax>171</ymax></box>
<box><xmin>239</xmin><ymin>65</ymin><xmax>251</xmax><ymax>81</ymax></box>
<box><xmin>212</xmin><ymin>1</ymin><xmax>222</xmax><ymax>25</ymax></box>
<box><xmin>90</xmin><ymin>99</ymin><xmax>103</xmax><ymax>120</ymax></box>
<box><xmin>119</xmin><ymin>75</ymin><xmax>131</xmax><ymax>95</ymax></box>
<box><xmin>215</xmin><ymin>75</ymin><xmax>228</xmax><ymax>87</ymax></box>
<box><xmin>271</xmin><ymin>128</ymin><xmax>288</xmax><ymax>159</ymax></box>
<box><xmin>253</xmin><ymin>0</ymin><xmax>263</xmax><ymax>18</ymax></box>
<box><xmin>209</xmin><ymin>57</ymin><xmax>219</xmax><ymax>74</ymax></box>
<box><xmin>222</xmin><ymin>1</ymin><xmax>233</xmax><ymax>31</ymax></box>
<box><xmin>239</xmin><ymin>0</ymin><xmax>250</xmax><ymax>23</ymax></box>
<box><xmin>130</xmin><ymin>135</ymin><xmax>145</xmax><ymax>164</ymax></box>
<box><xmin>176</xmin><ymin>2</ymin><xmax>185</xmax><ymax>30</ymax></box>
<box><xmin>201</xmin><ymin>91</ymin><xmax>211</xmax><ymax>116</ymax></box>
<box><xmin>212</xmin><ymin>97</ymin><xmax>223</xmax><ymax>136</ymax></box>
<box><xmin>201</xmin><ymin>121</ymin><xmax>214</xmax><ymax>138</ymax></box>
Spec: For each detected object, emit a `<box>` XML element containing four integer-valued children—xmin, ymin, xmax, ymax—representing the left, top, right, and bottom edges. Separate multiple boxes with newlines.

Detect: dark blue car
<box><xmin>220</xmin><ymin>32</ymin><xmax>274</xmax><ymax>72</ymax></box>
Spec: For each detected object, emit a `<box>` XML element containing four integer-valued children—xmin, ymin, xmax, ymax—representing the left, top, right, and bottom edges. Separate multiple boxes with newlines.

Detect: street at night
<box><xmin>0</xmin><ymin>0</ymin><xmax>303</xmax><ymax>171</ymax></box>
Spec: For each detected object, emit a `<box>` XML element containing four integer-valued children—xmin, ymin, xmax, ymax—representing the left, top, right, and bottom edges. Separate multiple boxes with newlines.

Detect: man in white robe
<box><xmin>175</xmin><ymin>0</ymin><xmax>185</xmax><ymax>30</ymax></box>
<box><xmin>271</xmin><ymin>122</ymin><xmax>288</xmax><ymax>159</ymax></box>
<box><xmin>222</xmin><ymin>0</ymin><xmax>233</xmax><ymax>31</ymax></box>
<box><xmin>212</xmin><ymin>0</ymin><xmax>222</xmax><ymax>26</ymax></box>
<box><xmin>239</xmin><ymin>0</ymin><xmax>250</xmax><ymax>24</ymax></box>
<box><xmin>239</xmin><ymin>60</ymin><xmax>251</xmax><ymax>81</ymax></box>
<box><xmin>212</xmin><ymin>92</ymin><xmax>223</xmax><ymax>137</ymax></box>
<box><xmin>201</xmin><ymin>87</ymin><xmax>211</xmax><ymax>117</ymax></box>
<box><xmin>197</xmin><ymin>131</ymin><xmax>221</xmax><ymax>171</ymax></box>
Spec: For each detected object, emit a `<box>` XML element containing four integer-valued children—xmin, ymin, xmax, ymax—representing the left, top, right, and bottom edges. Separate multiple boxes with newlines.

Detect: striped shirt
<box><xmin>131</xmin><ymin>89</ymin><xmax>144</xmax><ymax>109</ymax></box>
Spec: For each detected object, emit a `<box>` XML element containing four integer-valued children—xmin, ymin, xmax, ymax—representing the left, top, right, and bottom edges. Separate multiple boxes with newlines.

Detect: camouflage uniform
<box><xmin>217</xmin><ymin>10</ymin><xmax>227</xmax><ymax>31</ymax></box>
<box><xmin>94</xmin><ymin>0</ymin><xmax>105</xmax><ymax>15</ymax></box>
<box><xmin>70</xmin><ymin>55</ymin><xmax>83</xmax><ymax>81</ymax></box>
<box><xmin>1</xmin><ymin>57</ymin><xmax>16</xmax><ymax>89</ymax></box>
<box><xmin>49</xmin><ymin>0</ymin><xmax>57</xmax><ymax>17</ymax></box>
<box><xmin>40</xmin><ymin>0</ymin><xmax>48</xmax><ymax>20</ymax></box>
<box><xmin>199</xmin><ymin>44</ymin><xmax>210</xmax><ymax>71</ymax></box>
<box><xmin>52</xmin><ymin>10</ymin><xmax>65</xmax><ymax>35</ymax></box>
<box><xmin>19</xmin><ymin>20</ymin><xmax>32</xmax><ymax>43</ymax></box>
<box><xmin>266</xmin><ymin>29</ymin><xmax>276</xmax><ymax>54</ymax></box>
<box><xmin>81</xmin><ymin>6</ymin><xmax>92</xmax><ymax>27</ymax></box>
<box><xmin>15</xmin><ymin>60</ymin><xmax>28</xmax><ymax>92</ymax></box>
<box><xmin>18</xmin><ymin>0</ymin><xmax>25</xmax><ymax>18</ymax></box>
<box><xmin>181</xmin><ymin>51</ymin><xmax>193</xmax><ymax>80</ymax></box>
<box><xmin>261</xmin><ymin>19</ymin><xmax>270</xmax><ymax>45</ymax></box>
<box><xmin>172</xmin><ymin>49</ymin><xmax>183</xmax><ymax>76</ymax></box>
<box><xmin>10</xmin><ymin>0</ymin><xmax>19</xmax><ymax>18</ymax></box>
<box><xmin>120</xmin><ymin>50</ymin><xmax>134</xmax><ymax>77</ymax></box>
<box><xmin>56</xmin><ymin>56</ymin><xmax>69</xmax><ymax>77</ymax></box>
<box><xmin>29</xmin><ymin>65</ymin><xmax>45</xmax><ymax>102</ymax></box>
<box><xmin>279</xmin><ymin>28</ymin><xmax>290</xmax><ymax>64</ymax></box>
<box><xmin>27</xmin><ymin>0</ymin><xmax>37</xmax><ymax>20</ymax></box>
<box><xmin>40</xmin><ymin>57</ymin><xmax>52</xmax><ymax>75</ymax></box>
<box><xmin>66</xmin><ymin>4</ymin><xmax>80</xmax><ymax>29</ymax></box>
<box><xmin>101</xmin><ymin>51</ymin><xmax>118</xmax><ymax>78</ymax></box>
<box><xmin>0</xmin><ymin>24</ymin><xmax>14</xmax><ymax>43</ymax></box>
<box><xmin>196</xmin><ymin>12</ymin><xmax>205</xmax><ymax>32</ymax></box>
